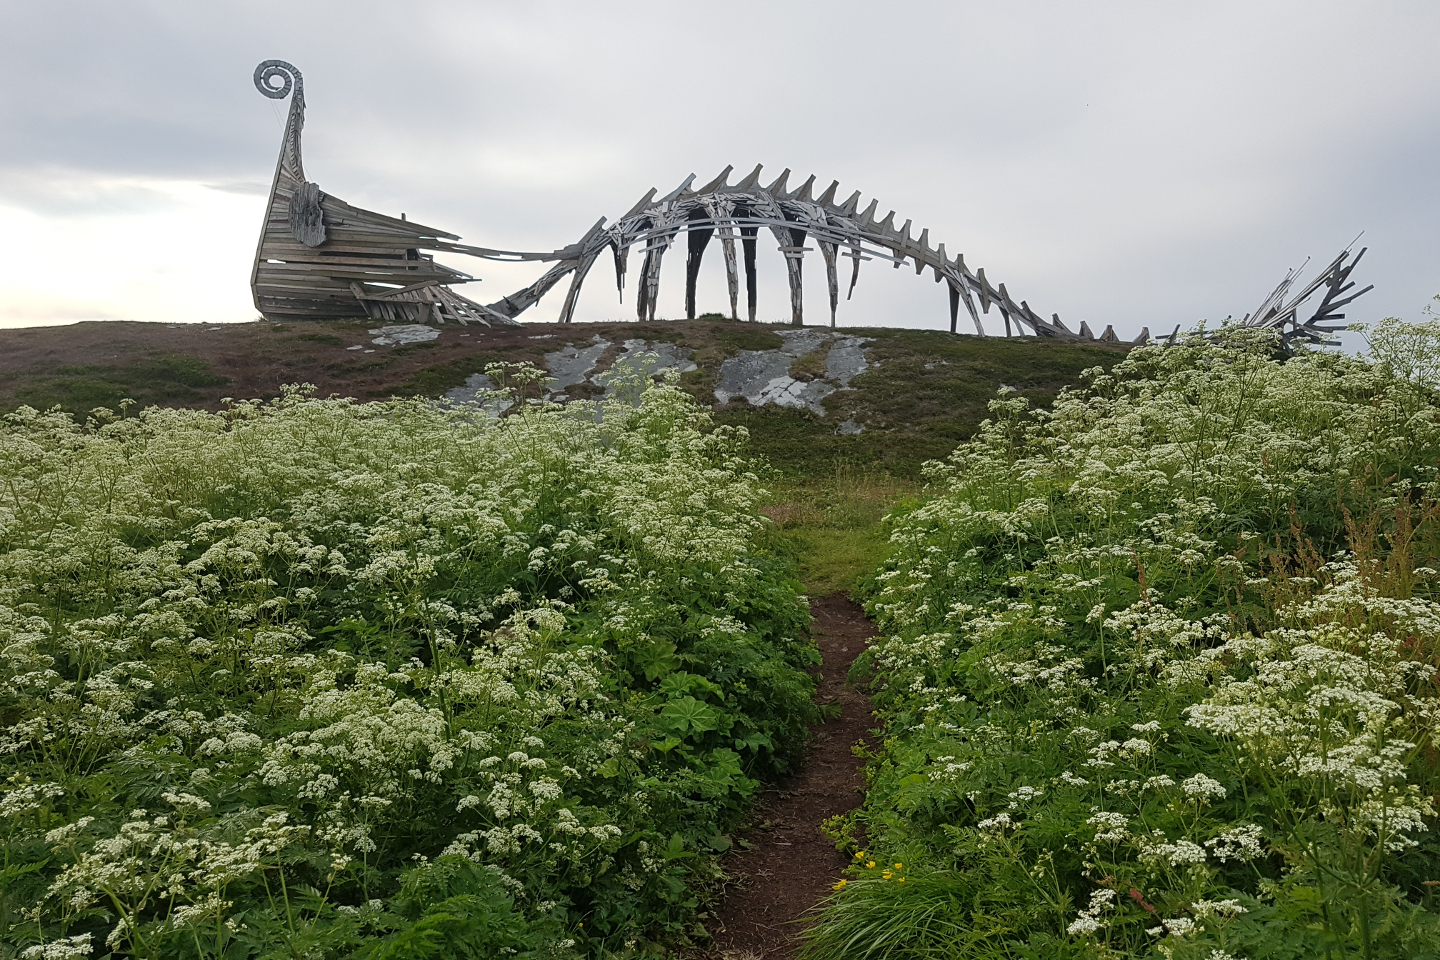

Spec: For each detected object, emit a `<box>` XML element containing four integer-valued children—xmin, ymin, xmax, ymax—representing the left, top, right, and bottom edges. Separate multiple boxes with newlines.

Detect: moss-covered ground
<box><xmin>6</xmin><ymin>354</ymin><xmax>232</xmax><ymax>412</ymax></box>
<box><xmin>710</xmin><ymin>329</ymin><xmax>1124</xmax><ymax>481</ymax></box>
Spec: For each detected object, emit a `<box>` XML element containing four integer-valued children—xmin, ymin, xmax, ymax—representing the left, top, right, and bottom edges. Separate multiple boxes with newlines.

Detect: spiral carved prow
<box><xmin>254</xmin><ymin>60</ymin><xmax>310</xmax><ymax>199</ymax></box>
<box><xmin>254</xmin><ymin>60</ymin><xmax>302</xmax><ymax>100</ymax></box>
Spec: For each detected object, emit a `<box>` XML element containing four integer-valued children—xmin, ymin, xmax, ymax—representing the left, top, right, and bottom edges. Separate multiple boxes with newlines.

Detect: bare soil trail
<box><xmin>705</xmin><ymin>594</ymin><xmax>878</xmax><ymax>959</ymax></box>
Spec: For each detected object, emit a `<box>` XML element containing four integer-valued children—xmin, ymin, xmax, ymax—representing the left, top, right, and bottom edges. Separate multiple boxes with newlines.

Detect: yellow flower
<box><xmin>854</xmin><ymin>852</ymin><xmax>864</xmax><ymax>860</ymax></box>
<box><xmin>882</xmin><ymin>870</ymin><xmax>893</xmax><ymax>880</ymax></box>
<box><xmin>897</xmin><ymin>877</ymin><xmax>906</xmax><ymax>883</ymax></box>
<box><xmin>894</xmin><ymin>862</ymin><xmax>904</xmax><ymax>870</ymax></box>
<box><xmin>865</xmin><ymin>861</ymin><xmax>876</xmax><ymax>869</ymax></box>
<box><xmin>832</xmin><ymin>879</ymin><xmax>847</xmax><ymax>891</ymax></box>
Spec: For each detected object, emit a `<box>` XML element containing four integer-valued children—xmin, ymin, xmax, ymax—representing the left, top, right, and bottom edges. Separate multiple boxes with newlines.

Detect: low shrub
<box><xmin>0</xmin><ymin>374</ymin><xmax>816</xmax><ymax>958</ymax></box>
<box><xmin>807</xmin><ymin>324</ymin><xmax>1440</xmax><ymax>959</ymax></box>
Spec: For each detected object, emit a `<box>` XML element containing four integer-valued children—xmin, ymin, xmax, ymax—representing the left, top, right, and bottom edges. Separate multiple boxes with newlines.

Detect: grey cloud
<box><xmin>204</xmin><ymin>180</ymin><xmax>270</xmax><ymax>196</ymax></box>
<box><xmin>2</xmin><ymin>0</ymin><xmax>1439</xmax><ymax>333</ymax></box>
<box><xmin>0</xmin><ymin>169</ymin><xmax>181</xmax><ymax>217</ymax></box>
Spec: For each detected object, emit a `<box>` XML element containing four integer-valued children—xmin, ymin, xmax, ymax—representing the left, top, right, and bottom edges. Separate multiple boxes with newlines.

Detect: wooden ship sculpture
<box><xmin>252</xmin><ymin>60</ymin><xmax>1369</xmax><ymax>342</ymax></box>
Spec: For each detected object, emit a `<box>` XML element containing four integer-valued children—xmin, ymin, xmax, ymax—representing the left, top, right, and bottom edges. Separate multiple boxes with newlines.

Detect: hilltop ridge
<box><xmin>0</xmin><ymin>319</ymin><xmax>1126</xmax><ymax>478</ymax></box>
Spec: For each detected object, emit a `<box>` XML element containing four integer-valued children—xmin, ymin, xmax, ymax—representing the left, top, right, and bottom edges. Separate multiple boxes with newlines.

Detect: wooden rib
<box><xmin>685</xmin><ymin>216</ymin><xmax>713</xmax><ymax>320</ymax></box>
<box><xmin>741</xmin><ymin>224</ymin><xmax>759</xmax><ymax>322</ymax></box>
<box><xmin>558</xmin><ymin>254</ymin><xmax>598</xmax><ymax>324</ymax></box>
<box><xmin>820</xmin><ymin>240</ymin><xmax>839</xmax><ymax>327</ymax></box>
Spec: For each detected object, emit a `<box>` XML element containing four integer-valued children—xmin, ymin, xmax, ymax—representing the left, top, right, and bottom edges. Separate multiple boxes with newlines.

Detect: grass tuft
<box><xmin>762</xmin><ymin>466</ymin><xmax>920</xmax><ymax>597</ymax></box>
<box><xmin>6</xmin><ymin>354</ymin><xmax>229</xmax><ymax>412</ymax></box>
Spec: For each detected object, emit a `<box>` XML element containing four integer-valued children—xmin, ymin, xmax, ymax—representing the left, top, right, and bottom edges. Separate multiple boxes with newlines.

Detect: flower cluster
<box><xmin>0</xmin><ymin>378</ymin><xmax>815</xmax><ymax>957</ymax></box>
<box><xmin>806</xmin><ymin>329</ymin><xmax>1440</xmax><ymax>960</ymax></box>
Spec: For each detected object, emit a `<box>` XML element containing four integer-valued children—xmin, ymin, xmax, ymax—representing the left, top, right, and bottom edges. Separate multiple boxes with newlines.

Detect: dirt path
<box><xmin>705</xmin><ymin>594</ymin><xmax>878</xmax><ymax>959</ymax></box>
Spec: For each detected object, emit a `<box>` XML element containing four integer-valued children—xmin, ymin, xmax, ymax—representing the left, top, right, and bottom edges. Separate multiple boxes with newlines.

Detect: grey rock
<box><xmin>714</xmin><ymin>329</ymin><xmax>873</xmax><ymax>416</ymax></box>
<box><xmin>445</xmin><ymin>372</ymin><xmax>496</xmax><ymax>399</ymax></box>
<box><xmin>715</xmin><ymin>349</ymin><xmax>804</xmax><ymax>407</ymax></box>
<box><xmin>776</xmin><ymin>328</ymin><xmax>838</xmax><ymax>359</ymax></box>
<box><xmin>544</xmin><ymin>339</ymin><xmax>611</xmax><ymax>392</ymax></box>
<box><xmin>541</xmin><ymin>337</ymin><xmax>698</xmax><ymax>403</ymax></box>
<box><xmin>825</xmin><ymin>336</ymin><xmax>870</xmax><ymax>386</ymax></box>
<box><xmin>369</xmin><ymin>324</ymin><xmax>441</xmax><ymax>346</ymax></box>
<box><xmin>837</xmin><ymin>419</ymin><xmax>865</xmax><ymax>435</ymax></box>
<box><xmin>444</xmin><ymin>373</ymin><xmax>513</xmax><ymax>417</ymax></box>
<box><xmin>595</xmin><ymin>339</ymin><xmax>698</xmax><ymax>395</ymax></box>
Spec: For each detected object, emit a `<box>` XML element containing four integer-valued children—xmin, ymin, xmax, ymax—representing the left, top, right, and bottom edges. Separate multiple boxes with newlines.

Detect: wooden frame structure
<box><xmin>252</xmin><ymin>60</ymin><xmax>1368</xmax><ymax>342</ymax></box>
<box><xmin>1231</xmin><ymin>246</ymin><xmax>1372</xmax><ymax>343</ymax></box>
<box><xmin>251</xmin><ymin>61</ymin><xmax>514</xmax><ymax>325</ymax></box>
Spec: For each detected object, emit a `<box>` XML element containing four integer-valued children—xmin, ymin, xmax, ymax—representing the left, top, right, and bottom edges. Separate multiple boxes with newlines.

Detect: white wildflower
<box><xmin>977</xmin><ymin>812</ymin><xmax>1014</xmax><ymax>832</ymax></box>
<box><xmin>21</xmin><ymin>934</ymin><xmax>92</xmax><ymax>959</ymax></box>
<box><xmin>1180</xmin><ymin>774</ymin><xmax>1226</xmax><ymax>800</ymax></box>
<box><xmin>1191</xmin><ymin>898</ymin><xmax>1246</xmax><ymax>919</ymax></box>
<box><xmin>1066</xmin><ymin>888</ymin><xmax>1117</xmax><ymax>938</ymax></box>
<box><xmin>1205</xmin><ymin>824</ymin><xmax>1264</xmax><ymax>863</ymax></box>
<box><xmin>1148</xmin><ymin>916</ymin><xmax>1197</xmax><ymax>937</ymax></box>
<box><xmin>1086</xmin><ymin>811</ymin><xmax>1129</xmax><ymax>843</ymax></box>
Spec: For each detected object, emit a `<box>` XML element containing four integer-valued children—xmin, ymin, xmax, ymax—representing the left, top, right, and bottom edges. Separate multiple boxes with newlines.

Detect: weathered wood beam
<box><xmin>819</xmin><ymin>240</ymin><xmax>839</xmax><ymax>327</ymax></box>
<box><xmin>741</xmin><ymin>224</ymin><xmax>758</xmax><ymax>322</ymax></box>
<box><xmin>685</xmin><ymin>213</ymin><xmax>713</xmax><ymax>320</ymax></box>
<box><xmin>558</xmin><ymin>254</ymin><xmax>599</xmax><ymax>324</ymax></box>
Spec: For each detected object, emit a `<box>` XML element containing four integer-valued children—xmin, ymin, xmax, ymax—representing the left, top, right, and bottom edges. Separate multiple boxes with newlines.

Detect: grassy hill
<box><xmin>0</xmin><ymin>318</ymin><xmax>1126</xmax><ymax>480</ymax></box>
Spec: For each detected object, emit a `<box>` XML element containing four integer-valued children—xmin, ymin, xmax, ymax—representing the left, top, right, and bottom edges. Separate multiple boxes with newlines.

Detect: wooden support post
<box><xmin>842</xmin><ymin>245</ymin><xmax>867</xmax><ymax>302</ymax></box>
<box><xmin>685</xmin><ymin>218</ymin><xmax>713</xmax><ymax>320</ymax></box>
<box><xmin>558</xmin><ymin>254</ymin><xmax>597</xmax><ymax>324</ymax></box>
<box><xmin>820</xmin><ymin>241</ymin><xmax>839</xmax><ymax>327</ymax></box>
<box><xmin>636</xmin><ymin>249</ymin><xmax>654</xmax><ymax>321</ymax></box>
<box><xmin>612</xmin><ymin>243</ymin><xmax>628</xmax><ymax>304</ymax></box>
<box><xmin>783</xmin><ymin>228</ymin><xmax>806</xmax><ymax>327</ymax></box>
<box><xmin>722</xmin><ymin>234</ymin><xmax>740</xmax><ymax>320</ymax></box>
<box><xmin>786</xmin><ymin>253</ymin><xmax>804</xmax><ymax>327</ymax></box>
<box><xmin>705</xmin><ymin>198</ymin><xmax>741</xmax><ymax>320</ymax></box>
<box><xmin>741</xmin><ymin>225</ymin><xmax>758</xmax><ymax>322</ymax></box>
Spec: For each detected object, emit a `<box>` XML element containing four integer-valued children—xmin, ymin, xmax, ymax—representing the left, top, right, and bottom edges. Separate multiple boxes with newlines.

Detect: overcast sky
<box><xmin>2</xmin><ymin>1</ymin><xmax>1438</xmax><ymax>338</ymax></box>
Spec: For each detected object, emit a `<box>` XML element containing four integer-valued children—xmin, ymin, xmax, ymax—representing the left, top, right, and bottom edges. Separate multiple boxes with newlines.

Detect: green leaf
<box><xmin>0</xmin><ymin>859</ymin><xmax>49</xmax><ymax>883</ymax></box>
<box><xmin>734</xmin><ymin>731</ymin><xmax>774</xmax><ymax>753</ymax></box>
<box><xmin>659</xmin><ymin>671</ymin><xmax>722</xmax><ymax>698</ymax></box>
<box><xmin>659</xmin><ymin>695</ymin><xmax>720</xmax><ymax>735</ymax></box>
<box><xmin>662</xmin><ymin>833</ymin><xmax>696</xmax><ymax>861</ymax></box>
<box><xmin>634</xmin><ymin>639</ymin><xmax>681</xmax><ymax>682</ymax></box>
